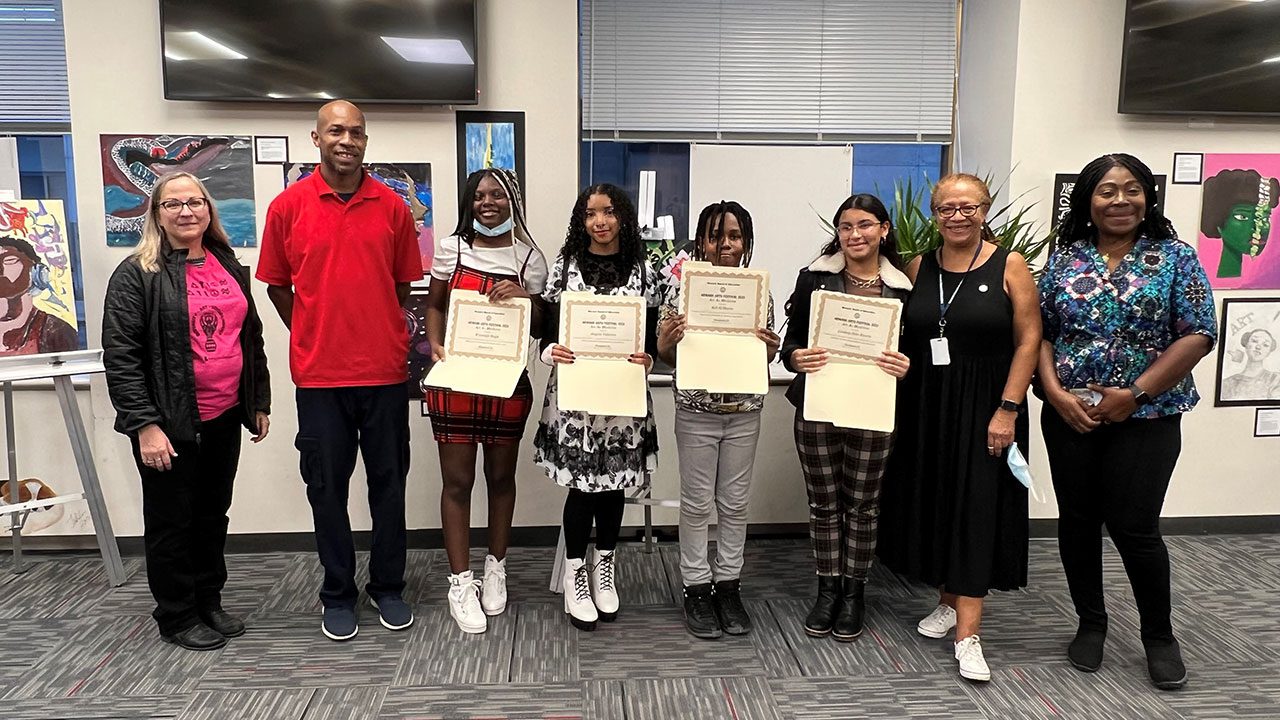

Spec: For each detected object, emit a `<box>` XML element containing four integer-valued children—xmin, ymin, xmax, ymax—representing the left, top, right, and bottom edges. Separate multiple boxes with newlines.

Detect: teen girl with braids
<box><xmin>655</xmin><ymin>201</ymin><xmax>779</xmax><ymax>640</ymax></box>
<box><xmin>533</xmin><ymin>183</ymin><xmax>660</xmax><ymax>631</ymax></box>
<box><xmin>425</xmin><ymin>168</ymin><xmax>547</xmax><ymax>634</ymax></box>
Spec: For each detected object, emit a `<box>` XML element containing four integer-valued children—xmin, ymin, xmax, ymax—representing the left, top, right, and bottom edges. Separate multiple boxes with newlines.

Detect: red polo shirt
<box><xmin>257</xmin><ymin>170</ymin><xmax>423</xmax><ymax>387</ymax></box>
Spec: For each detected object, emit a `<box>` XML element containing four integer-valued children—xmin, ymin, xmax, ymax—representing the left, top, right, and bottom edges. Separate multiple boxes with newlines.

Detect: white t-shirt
<box><xmin>430</xmin><ymin>234</ymin><xmax>549</xmax><ymax>293</ymax></box>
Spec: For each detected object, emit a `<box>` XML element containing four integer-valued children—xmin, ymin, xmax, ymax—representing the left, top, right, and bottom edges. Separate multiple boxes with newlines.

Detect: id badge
<box><xmin>930</xmin><ymin>337</ymin><xmax>951</xmax><ymax>366</ymax></box>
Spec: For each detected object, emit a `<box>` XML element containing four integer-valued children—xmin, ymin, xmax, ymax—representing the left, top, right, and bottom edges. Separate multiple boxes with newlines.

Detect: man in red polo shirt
<box><xmin>257</xmin><ymin>100</ymin><xmax>423</xmax><ymax>641</ymax></box>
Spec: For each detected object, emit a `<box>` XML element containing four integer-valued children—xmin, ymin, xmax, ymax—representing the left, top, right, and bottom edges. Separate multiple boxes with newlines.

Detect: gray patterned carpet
<box><xmin>1</xmin><ymin>535</ymin><xmax>1278</xmax><ymax>719</ymax></box>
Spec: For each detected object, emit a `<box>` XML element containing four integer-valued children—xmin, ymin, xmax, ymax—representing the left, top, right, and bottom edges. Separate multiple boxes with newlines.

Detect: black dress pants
<box><xmin>295</xmin><ymin>384</ymin><xmax>409</xmax><ymax>609</ymax></box>
<box><xmin>135</xmin><ymin>408</ymin><xmax>242</xmax><ymax>636</ymax></box>
<box><xmin>1041</xmin><ymin>405</ymin><xmax>1182</xmax><ymax>645</ymax></box>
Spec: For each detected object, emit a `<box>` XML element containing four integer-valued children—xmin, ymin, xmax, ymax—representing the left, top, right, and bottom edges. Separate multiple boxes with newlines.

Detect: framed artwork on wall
<box><xmin>455</xmin><ymin>110</ymin><xmax>525</xmax><ymax>204</ymax></box>
<box><xmin>100</xmin><ymin>134</ymin><xmax>257</xmax><ymax>247</ymax></box>
<box><xmin>1215</xmin><ymin>297</ymin><xmax>1280</xmax><ymax>407</ymax></box>
<box><xmin>1197</xmin><ymin>154</ymin><xmax>1280</xmax><ymax>290</ymax></box>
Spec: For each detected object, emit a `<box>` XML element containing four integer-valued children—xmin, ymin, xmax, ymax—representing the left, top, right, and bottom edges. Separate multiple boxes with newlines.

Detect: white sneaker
<box><xmin>563</xmin><ymin>557</ymin><xmax>598</xmax><ymax>630</ymax></box>
<box><xmin>917</xmin><ymin>603</ymin><xmax>957</xmax><ymax>638</ymax></box>
<box><xmin>955</xmin><ymin>634</ymin><xmax>991</xmax><ymax>682</ymax></box>
<box><xmin>447</xmin><ymin>570</ymin><xmax>487</xmax><ymax>634</ymax></box>
<box><xmin>481</xmin><ymin>554</ymin><xmax>508</xmax><ymax>616</ymax></box>
<box><xmin>590</xmin><ymin>548</ymin><xmax>619</xmax><ymax>621</ymax></box>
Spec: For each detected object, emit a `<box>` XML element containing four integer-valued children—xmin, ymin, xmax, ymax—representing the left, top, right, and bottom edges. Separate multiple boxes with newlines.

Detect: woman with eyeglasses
<box><xmin>781</xmin><ymin>194</ymin><xmax>911</xmax><ymax>643</ymax></box>
<box><xmin>103</xmin><ymin>172</ymin><xmax>270</xmax><ymax>651</ymax></box>
<box><xmin>877</xmin><ymin>173</ymin><xmax>1041</xmax><ymax>683</ymax></box>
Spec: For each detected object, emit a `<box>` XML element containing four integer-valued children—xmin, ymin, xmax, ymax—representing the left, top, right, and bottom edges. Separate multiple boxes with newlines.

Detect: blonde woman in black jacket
<box><xmin>103</xmin><ymin>172</ymin><xmax>269</xmax><ymax>651</ymax></box>
<box><xmin>780</xmin><ymin>193</ymin><xmax>911</xmax><ymax>642</ymax></box>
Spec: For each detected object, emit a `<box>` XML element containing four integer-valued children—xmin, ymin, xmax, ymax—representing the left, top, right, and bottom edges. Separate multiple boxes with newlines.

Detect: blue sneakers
<box><xmin>370</xmin><ymin>594</ymin><xmax>414</xmax><ymax>631</ymax></box>
<box><xmin>321</xmin><ymin>605</ymin><xmax>358</xmax><ymax>641</ymax></box>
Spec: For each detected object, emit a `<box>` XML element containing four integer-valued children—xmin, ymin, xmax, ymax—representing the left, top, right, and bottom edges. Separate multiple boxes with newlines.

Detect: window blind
<box><xmin>0</xmin><ymin>0</ymin><xmax>71</xmax><ymax>131</ymax></box>
<box><xmin>581</xmin><ymin>0</ymin><xmax>956</xmax><ymax>142</ymax></box>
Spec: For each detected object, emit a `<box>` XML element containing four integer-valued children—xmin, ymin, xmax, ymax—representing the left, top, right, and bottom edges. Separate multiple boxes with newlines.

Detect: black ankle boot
<box><xmin>831</xmin><ymin>577</ymin><xmax>865</xmax><ymax>642</ymax></box>
<box><xmin>1067</xmin><ymin>626</ymin><xmax>1106</xmax><ymax>672</ymax></box>
<box><xmin>683</xmin><ymin>583</ymin><xmax>722</xmax><ymax>640</ymax></box>
<box><xmin>804</xmin><ymin>575</ymin><xmax>842</xmax><ymax>637</ymax></box>
<box><xmin>713</xmin><ymin>579</ymin><xmax>752</xmax><ymax>636</ymax></box>
<box><xmin>1145</xmin><ymin>639</ymin><xmax>1187</xmax><ymax>691</ymax></box>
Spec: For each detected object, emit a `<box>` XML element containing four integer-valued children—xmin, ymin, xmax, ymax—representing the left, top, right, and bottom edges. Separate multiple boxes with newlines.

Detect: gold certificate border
<box><xmin>812</xmin><ymin>291</ymin><xmax>900</xmax><ymax>363</ymax></box>
<box><xmin>680</xmin><ymin>266</ymin><xmax>767</xmax><ymax>335</ymax></box>
<box><xmin>564</xmin><ymin>296</ymin><xmax>644</xmax><ymax>359</ymax></box>
<box><xmin>446</xmin><ymin>297</ymin><xmax>529</xmax><ymax>362</ymax></box>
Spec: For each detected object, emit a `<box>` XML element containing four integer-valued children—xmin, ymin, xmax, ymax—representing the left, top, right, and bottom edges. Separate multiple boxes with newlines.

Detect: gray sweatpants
<box><xmin>676</xmin><ymin>406</ymin><xmax>763</xmax><ymax>586</ymax></box>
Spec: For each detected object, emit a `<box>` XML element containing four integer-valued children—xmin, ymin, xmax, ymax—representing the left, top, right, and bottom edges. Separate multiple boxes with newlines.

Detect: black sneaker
<box><xmin>161</xmin><ymin>623</ymin><xmax>227</xmax><ymax>651</ymax></box>
<box><xmin>713</xmin><ymin>579</ymin><xmax>752</xmax><ymax>636</ymax></box>
<box><xmin>683</xmin><ymin>584</ymin><xmax>722</xmax><ymax>640</ymax></box>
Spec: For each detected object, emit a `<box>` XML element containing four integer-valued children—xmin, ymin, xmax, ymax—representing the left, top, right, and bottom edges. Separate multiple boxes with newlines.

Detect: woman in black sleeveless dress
<box><xmin>877</xmin><ymin>173</ymin><xmax>1042</xmax><ymax>683</ymax></box>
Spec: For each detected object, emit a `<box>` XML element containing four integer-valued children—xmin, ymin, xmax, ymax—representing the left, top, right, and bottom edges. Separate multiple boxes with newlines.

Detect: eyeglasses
<box><xmin>934</xmin><ymin>204</ymin><xmax>984</xmax><ymax>219</ymax></box>
<box><xmin>837</xmin><ymin>221</ymin><xmax>883</xmax><ymax>236</ymax></box>
<box><xmin>156</xmin><ymin>197</ymin><xmax>208</xmax><ymax>214</ymax></box>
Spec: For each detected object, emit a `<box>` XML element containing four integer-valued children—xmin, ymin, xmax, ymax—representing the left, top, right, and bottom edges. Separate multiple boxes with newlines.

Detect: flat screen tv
<box><xmin>1119</xmin><ymin>0</ymin><xmax>1280</xmax><ymax>116</ymax></box>
<box><xmin>159</xmin><ymin>0</ymin><xmax>478</xmax><ymax>104</ymax></box>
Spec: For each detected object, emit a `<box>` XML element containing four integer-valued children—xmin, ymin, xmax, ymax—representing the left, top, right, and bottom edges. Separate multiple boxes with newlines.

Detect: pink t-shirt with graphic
<box><xmin>187</xmin><ymin>258</ymin><xmax>247</xmax><ymax>421</ymax></box>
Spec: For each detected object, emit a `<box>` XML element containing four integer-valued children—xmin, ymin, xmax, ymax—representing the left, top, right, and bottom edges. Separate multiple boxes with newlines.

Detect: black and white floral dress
<box><xmin>532</xmin><ymin>252</ymin><xmax>660</xmax><ymax>492</ymax></box>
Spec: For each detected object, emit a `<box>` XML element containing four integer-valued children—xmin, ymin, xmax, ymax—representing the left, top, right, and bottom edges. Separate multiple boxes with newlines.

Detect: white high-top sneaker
<box><xmin>590</xmin><ymin>548</ymin><xmax>619</xmax><ymax>621</ymax></box>
<box><xmin>481</xmin><ymin>554</ymin><xmax>507</xmax><ymax>616</ymax></box>
<box><xmin>447</xmin><ymin>570</ymin><xmax>487</xmax><ymax>634</ymax></box>
<box><xmin>955</xmin><ymin>634</ymin><xmax>991</xmax><ymax>682</ymax></box>
<box><xmin>562</xmin><ymin>557</ymin><xmax>598</xmax><ymax>631</ymax></box>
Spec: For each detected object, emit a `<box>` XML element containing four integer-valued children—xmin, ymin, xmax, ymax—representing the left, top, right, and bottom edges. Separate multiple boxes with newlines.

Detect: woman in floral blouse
<box><xmin>534</xmin><ymin>183</ymin><xmax>659</xmax><ymax>632</ymax></box>
<box><xmin>1037</xmin><ymin>153</ymin><xmax>1216</xmax><ymax>691</ymax></box>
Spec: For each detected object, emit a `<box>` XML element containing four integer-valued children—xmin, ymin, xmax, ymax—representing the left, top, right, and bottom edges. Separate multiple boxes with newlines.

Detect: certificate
<box><xmin>675</xmin><ymin>263</ymin><xmax>770</xmax><ymax>395</ymax></box>
<box><xmin>422</xmin><ymin>289</ymin><xmax>530</xmax><ymax>398</ymax></box>
<box><xmin>803</xmin><ymin>291</ymin><xmax>902</xmax><ymax>432</ymax></box>
<box><xmin>811</xmin><ymin>291</ymin><xmax>900</xmax><ymax>362</ymax></box>
<box><xmin>680</xmin><ymin>264</ymin><xmax>768</xmax><ymax>334</ymax></box>
<box><xmin>557</xmin><ymin>292</ymin><xmax>647</xmax><ymax>417</ymax></box>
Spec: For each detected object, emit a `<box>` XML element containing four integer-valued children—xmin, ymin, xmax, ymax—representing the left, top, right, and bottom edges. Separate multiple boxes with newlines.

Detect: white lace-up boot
<box><xmin>562</xmin><ymin>557</ymin><xmax>598</xmax><ymax>631</ymax></box>
<box><xmin>590</xmin><ymin>548</ymin><xmax>619</xmax><ymax>621</ymax></box>
<box><xmin>481</xmin><ymin>554</ymin><xmax>507</xmax><ymax>616</ymax></box>
<box><xmin>447</xmin><ymin>570</ymin><xmax>487</xmax><ymax>634</ymax></box>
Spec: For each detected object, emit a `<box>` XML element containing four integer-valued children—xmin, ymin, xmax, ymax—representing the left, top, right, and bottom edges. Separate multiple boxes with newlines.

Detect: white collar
<box><xmin>807</xmin><ymin>252</ymin><xmax>912</xmax><ymax>290</ymax></box>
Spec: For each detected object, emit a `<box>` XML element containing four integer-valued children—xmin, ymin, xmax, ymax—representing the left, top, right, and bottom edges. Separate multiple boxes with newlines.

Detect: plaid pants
<box><xmin>793</xmin><ymin>412</ymin><xmax>894</xmax><ymax>580</ymax></box>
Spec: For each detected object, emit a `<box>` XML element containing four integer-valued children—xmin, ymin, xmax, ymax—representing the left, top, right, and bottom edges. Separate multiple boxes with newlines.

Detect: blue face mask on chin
<box><xmin>473</xmin><ymin>217</ymin><xmax>514</xmax><ymax>237</ymax></box>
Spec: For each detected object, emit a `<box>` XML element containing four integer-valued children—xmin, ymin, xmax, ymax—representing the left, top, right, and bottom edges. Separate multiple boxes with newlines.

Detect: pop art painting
<box><xmin>1198</xmin><ymin>154</ymin><xmax>1280</xmax><ymax>289</ymax></box>
<box><xmin>0</xmin><ymin>200</ymin><xmax>78</xmax><ymax>357</ymax></box>
<box><xmin>101</xmin><ymin>134</ymin><xmax>257</xmax><ymax>247</ymax></box>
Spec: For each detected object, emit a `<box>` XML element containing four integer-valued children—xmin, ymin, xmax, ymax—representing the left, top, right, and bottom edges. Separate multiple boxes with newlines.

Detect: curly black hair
<box><xmin>693</xmin><ymin>200</ymin><xmax>755</xmax><ymax>266</ymax></box>
<box><xmin>1056</xmin><ymin>153</ymin><xmax>1177</xmax><ymax>247</ymax></box>
<box><xmin>558</xmin><ymin>183</ymin><xmax>644</xmax><ymax>276</ymax></box>
<box><xmin>0</xmin><ymin>235</ymin><xmax>40</xmax><ymax>264</ymax></box>
<box><xmin>1200</xmin><ymin>168</ymin><xmax>1280</xmax><ymax>238</ymax></box>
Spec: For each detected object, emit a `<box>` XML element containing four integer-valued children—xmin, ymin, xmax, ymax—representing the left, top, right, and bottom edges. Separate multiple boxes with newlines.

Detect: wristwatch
<box><xmin>998</xmin><ymin>399</ymin><xmax>1019</xmax><ymax>413</ymax></box>
<box><xmin>1129</xmin><ymin>384</ymin><xmax>1152</xmax><ymax>406</ymax></box>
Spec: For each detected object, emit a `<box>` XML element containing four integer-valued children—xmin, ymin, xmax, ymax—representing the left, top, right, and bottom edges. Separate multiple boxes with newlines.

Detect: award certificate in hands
<box><xmin>423</xmin><ymin>289</ymin><xmax>530</xmax><ymax>398</ymax></box>
<box><xmin>803</xmin><ymin>290</ymin><xmax>901</xmax><ymax>431</ymax></box>
<box><xmin>676</xmin><ymin>262</ymin><xmax>770</xmax><ymax>394</ymax></box>
<box><xmin>557</xmin><ymin>291</ymin><xmax>647</xmax><ymax>417</ymax></box>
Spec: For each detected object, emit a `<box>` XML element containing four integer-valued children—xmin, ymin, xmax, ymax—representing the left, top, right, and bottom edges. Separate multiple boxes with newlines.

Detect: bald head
<box><xmin>311</xmin><ymin>100</ymin><xmax>368</xmax><ymax>188</ymax></box>
<box><xmin>316</xmin><ymin>100</ymin><xmax>365</xmax><ymax>133</ymax></box>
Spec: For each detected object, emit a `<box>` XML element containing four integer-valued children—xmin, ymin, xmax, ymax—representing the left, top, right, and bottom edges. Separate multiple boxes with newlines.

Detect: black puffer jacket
<box><xmin>781</xmin><ymin>253</ymin><xmax>913</xmax><ymax>408</ymax></box>
<box><xmin>102</xmin><ymin>239</ymin><xmax>269</xmax><ymax>443</ymax></box>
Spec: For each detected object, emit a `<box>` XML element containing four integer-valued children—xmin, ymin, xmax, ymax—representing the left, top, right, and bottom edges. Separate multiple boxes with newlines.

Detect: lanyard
<box><xmin>936</xmin><ymin>241</ymin><xmax>983</xmax><ymax>337</ymax></box>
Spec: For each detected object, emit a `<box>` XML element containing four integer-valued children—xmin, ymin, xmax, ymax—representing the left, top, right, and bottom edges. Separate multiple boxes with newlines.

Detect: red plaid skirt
<box><xmin>426</xmin><ymin>262</ymin><xmax>534</xmax><ymax>444</ymax></box>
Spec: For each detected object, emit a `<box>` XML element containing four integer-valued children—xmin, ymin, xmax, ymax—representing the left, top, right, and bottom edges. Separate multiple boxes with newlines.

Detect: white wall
<box><xmin>16</xmin><ymin>0</ymin><xmax>1278</xmax><ymax>544</ymax></box>
<box><xmin>997</xmin><ymin>0</ymin><xmax>1280</xmax><ymax>516</ymax></box>
<box><xmin>41</xmin><ymin>0</ymin><xmax>582</xmax><ymax>538</ymax></box>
